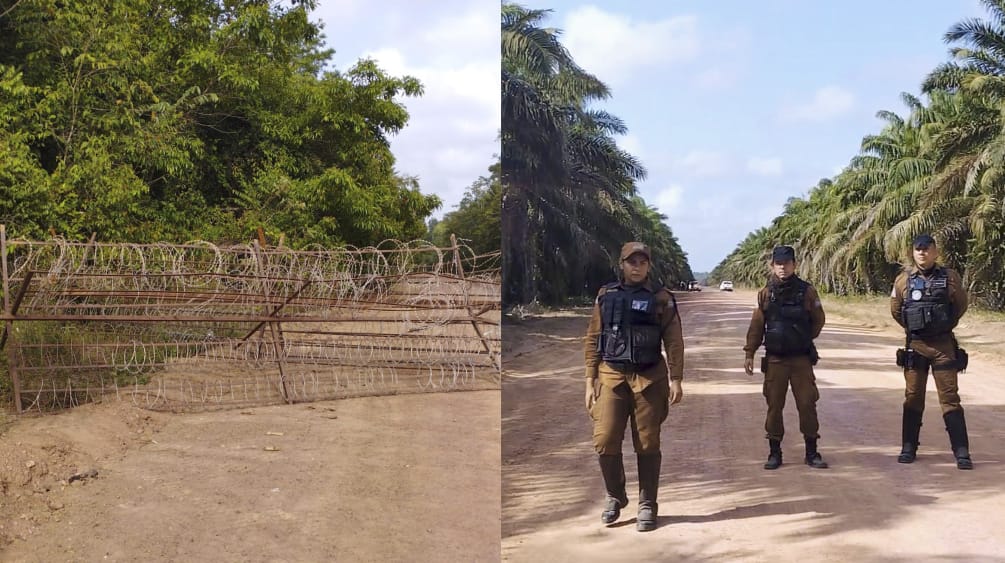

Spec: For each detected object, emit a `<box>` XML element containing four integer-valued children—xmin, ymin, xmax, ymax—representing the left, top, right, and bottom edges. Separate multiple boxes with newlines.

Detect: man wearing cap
<box><xmin>743</xmin><ymin>245</ymin><xmax>828</xmax><ymax>470</ymax></box>
<box><xmin>584</xmin><ymin>241</ymin><xmax>684</xmax><ymax>532</ymax></box>
<box><xmin>890</xmin><ymin>234</ymin><xmax>972</xmax><ymax>469</ymax></box>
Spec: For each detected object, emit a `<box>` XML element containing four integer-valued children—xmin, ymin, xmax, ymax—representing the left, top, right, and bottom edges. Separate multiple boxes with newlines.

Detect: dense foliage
<box><xmin>0</xmin><ymin>0</ymin><xmax>442</xmax><ymax>247</ymax></box>
<box><xmin>500</xmin><ymin>3</ymin><xmax>692</xmax><ymax>307</ymax></box>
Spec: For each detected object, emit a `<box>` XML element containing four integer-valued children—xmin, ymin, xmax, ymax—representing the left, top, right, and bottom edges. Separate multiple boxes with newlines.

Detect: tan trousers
<box><xmin>763</xmin><ymin>355</ymin><xmax>820</xmax><ymax>441</ymax></box>
<box><xmin>591</xmin><ymin>378</ymin><xmax>670</xmax><ymax>455</ymax></box>
<box><xmin>904</xmin><ymin>335</ymin><xmax>962</xmax><ymax>415</ymax></box>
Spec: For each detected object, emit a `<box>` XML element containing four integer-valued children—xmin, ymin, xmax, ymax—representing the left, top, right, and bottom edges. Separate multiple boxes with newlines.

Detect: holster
<box><xmin>760</xmin><ymin>356</ymin><xmax>768</xmax><ymax>374</ymax></box>
<box><xmin>956</xmin><ymin>348</ymin><xmax>969</xmax><ymax>372</ymax></box>
<box><xmin>809</xmin><ymin>343</ymin><xmax>819</xmax><ymax>366</ymax></box>
<box><xmin>897</xmin><ymin>332</ymin><xmax>914</xmax><ymax>369</ymax></box>
<box><xmin>896</xmin><ymin>348</ymin><xmax>916</xmax><ymax>369</ymax></box>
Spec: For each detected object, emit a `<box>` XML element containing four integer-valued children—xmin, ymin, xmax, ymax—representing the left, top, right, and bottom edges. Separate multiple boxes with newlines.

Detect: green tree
<box><xmin>0</xmin><ymin>0</ymin><xmax>440</xmax><ymax>247</ymax></box>
<box><xmin>501</xmin><ymin>3</ymin><xmax>691</xmax><ymax>306</ymax></box>
<box><xmin>432</xmin><ymin>160</ymin><xmax>502</xmax><ymax>256</ymax></box>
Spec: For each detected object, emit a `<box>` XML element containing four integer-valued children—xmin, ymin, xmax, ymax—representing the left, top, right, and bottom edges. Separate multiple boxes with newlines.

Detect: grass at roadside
<box><xmin>820</xmin><ymin>292</ymin><xmax>1005</xmax><ymax>366</ymax></box>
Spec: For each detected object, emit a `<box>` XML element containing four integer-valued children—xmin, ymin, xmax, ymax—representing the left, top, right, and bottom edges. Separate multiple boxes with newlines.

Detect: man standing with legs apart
<box><xmin>743</xmin><ymin>245</ymin><xmax>828</xmax><ymax>470</ymax></box>
<box><xmin>584</xmin><ymin>242</ymin><xmax>684</xmax><ymax>532</ymax></box>
<box><xmin>890</xmin><ymin>234</ymin><xmax>972</xmax><ymax>469</ymax></box>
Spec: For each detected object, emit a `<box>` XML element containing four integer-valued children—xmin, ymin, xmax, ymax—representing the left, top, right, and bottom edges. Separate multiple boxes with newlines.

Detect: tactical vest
<box><xmin>762</xmin><ymin>277</ymin><xmax>813</xmax><ymax>356</ymax></box>
<box><xmin>901</xmin><ymin>267</ymin><xmax>954</xmax><ymax>338</ymax></box>
<box><xmin>597</xmin><ymin>281</ymin><xmax>672</xmax><ymax>371</ymax></box>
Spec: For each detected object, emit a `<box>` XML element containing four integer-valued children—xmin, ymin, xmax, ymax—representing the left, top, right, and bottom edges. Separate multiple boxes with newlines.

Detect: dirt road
<box><xmin>502</xmin><ymin>289</ymin><xmax>1005</xmax><ymax>562</ymax></box>
<box><xmin>1</xmin><ymin>390</ymin><xmax>500</xmax><ymax>562</ymax></box>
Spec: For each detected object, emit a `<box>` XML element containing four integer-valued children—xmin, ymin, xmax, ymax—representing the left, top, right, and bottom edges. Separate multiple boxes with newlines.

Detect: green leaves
<box><xmin>0</xmin><ymin>0</ymin><xmax>442</xmax><ymax>248</ymax></box>
<box><xmin>501</xmin><ymin>3</ymin><xmax>691</xmax><ymax>306</ymax></box>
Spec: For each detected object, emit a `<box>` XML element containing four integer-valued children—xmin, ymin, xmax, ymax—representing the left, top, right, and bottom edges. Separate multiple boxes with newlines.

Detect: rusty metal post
<box><xmin>450</xmin><ymin>234</ymin><xmax>500</xmax><ymax>372</ymax></box>
<box><xmin>1</xmin><ymin>225</ymin><xmax>24</xmax><ymax>412</ymax></box>
<box><xmin>252</xmin><ymin>239</ymin><xmax>291</xmax><ymax>403</ymax></box>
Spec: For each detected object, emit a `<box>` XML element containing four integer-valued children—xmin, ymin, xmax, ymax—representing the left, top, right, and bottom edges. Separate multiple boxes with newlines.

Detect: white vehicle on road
<box><xmin>719</xmin><ymin>280</ymin><xmax>734</xmax><ymax>291</ymax></box>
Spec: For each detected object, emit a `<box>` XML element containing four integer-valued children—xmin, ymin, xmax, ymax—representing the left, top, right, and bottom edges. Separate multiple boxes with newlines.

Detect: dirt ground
<box><xmin>502</xmin><ymin>288</ymin><xmax>1005</xmax><ymax>562</ymax></box>
<box><xmin>0</xmin><ymin>389</ymin><xmax>500</xmax><ymax>562</ymax></box>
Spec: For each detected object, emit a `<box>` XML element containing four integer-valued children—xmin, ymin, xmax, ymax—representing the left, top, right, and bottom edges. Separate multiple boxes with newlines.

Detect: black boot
<box><xmin>898</xmin><ymin>407</ymin><xmax>923</xmax><ymax>463</ymax></box>
<box><xmin>636</xmin><ymin>452</ymin><xmax>661</xmax><ymax>532</ymax></box>
<box><xmin>804</xmin><ymin>436</ymin><xmax>829</xmax><ymax>469</ymax></box>
<box><xmin>599</xmin><ymin>454</ymin><xmax>629</xmax><ymax>523</ymax></box>
<box><xmin>944</xmin><ymin>410</ymin><xmax>973</xmax><ymax>470</ymax></box>
<box><xmin>764</xmin><ymin>439</ymin><xmax>782</xmax><ymax>470</ymax></box>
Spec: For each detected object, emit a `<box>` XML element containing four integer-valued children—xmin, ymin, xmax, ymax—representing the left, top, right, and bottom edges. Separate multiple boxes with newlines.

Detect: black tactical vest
<box><xmin>762</xmin><ymin>277</ymin><xmax>813</xmax><ymax>356</ymax></box>
<box><xmin>901</xmin><ymin>267</ymin><xmax>954</xmax><ymax>338</ymax></box>
<box><xmin>597</xmin><ymin>282</ymin><xmax>671</xmax><ymax>371</ymax></box>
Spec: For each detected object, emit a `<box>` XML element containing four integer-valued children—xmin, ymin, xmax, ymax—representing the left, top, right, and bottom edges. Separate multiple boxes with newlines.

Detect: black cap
<box><xmin>771</xmin><ymin>245</ymin><xmax>796</xmax><ymax>263</ymax></box>
<box><xmin>912</xmin><ymin>234</ymin><xmax>936</xmax><ymax>249</ymax></box>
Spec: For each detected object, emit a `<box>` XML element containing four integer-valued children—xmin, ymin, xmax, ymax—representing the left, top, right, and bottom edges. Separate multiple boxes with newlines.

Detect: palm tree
<box><xmin>500</xmin><ymin>3</ymin><xmax>690</xmax><ymax>306</ymax></box>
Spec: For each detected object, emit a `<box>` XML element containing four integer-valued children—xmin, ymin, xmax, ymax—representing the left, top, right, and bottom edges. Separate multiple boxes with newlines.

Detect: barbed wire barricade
<box><xmin>0</xmin><ymin>227</ymin><xmax>501</xmax><ymax>413</ymax></box>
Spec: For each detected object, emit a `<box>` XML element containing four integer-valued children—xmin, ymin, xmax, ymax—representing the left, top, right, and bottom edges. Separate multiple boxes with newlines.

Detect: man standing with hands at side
<box><xmin>744</xmin><ymin>245</ymin><xmax>828</xmax><ymax>470</ymax></box>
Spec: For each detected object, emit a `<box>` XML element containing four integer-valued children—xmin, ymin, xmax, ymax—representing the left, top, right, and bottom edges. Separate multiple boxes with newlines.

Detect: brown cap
<box><xmin>620</xmin><ymin>242</ymin><xmax>651</xmax><ymax>261</ymax></box>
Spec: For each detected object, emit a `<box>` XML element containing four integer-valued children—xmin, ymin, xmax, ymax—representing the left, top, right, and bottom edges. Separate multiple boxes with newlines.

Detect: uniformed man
<box><xmin>743</xmin><ymin>245</ymin><xmax>828</xmax><ymax>470</ymax></box>
<box><xmin>890</xmin><ymin>234</ymin><xmax>972</xmax><ymax>469</ymax></box>
<box><xmin>584</xmin><ymin>242</ymin><xmax>684</xmax><ymax>532</ymax></box>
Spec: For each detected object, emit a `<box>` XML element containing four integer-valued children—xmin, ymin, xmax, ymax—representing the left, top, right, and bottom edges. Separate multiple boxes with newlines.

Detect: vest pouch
<box><xmin>763</xmin><ymin>324</ymin><xmax>786</xmax><ymax>354</ymax></box>
<box><xmin>778</xmin><ymin>304</ymin><xmax>805</xmax><ymax>319</ymax></box>
<box><xmin>630</xmin><ymin>324</ymin><xmax>662</xmax><ymax>366</ymax></box>
<box><xmin>603</xmin><ymin>328</ymin><xmax>628</xmax><ymax>361</ymax></box>
<box><xmin>930</xmin><ymin>304</ymin><xmax>953</xmax><ymax>332</ymax></box>
<box><xmin>904</xmin><ymin>307</ymin><xmax>928</xmax><ymax>332</ymax></box>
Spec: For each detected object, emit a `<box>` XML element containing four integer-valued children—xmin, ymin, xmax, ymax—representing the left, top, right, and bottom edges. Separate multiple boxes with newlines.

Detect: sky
<box><xmin>310</xmin><ymin>1</ymin><xmax>991</xmax><ymax>272</ymax></box>
<box><xmin>519</xmin><ymin>0</ymin><xmax>988</xmax><ymax>271</ymax></box>
<box><xmin>309</xmin><ymin>0</ymin><xmax>500</xmax><ymax>222</ymax></box>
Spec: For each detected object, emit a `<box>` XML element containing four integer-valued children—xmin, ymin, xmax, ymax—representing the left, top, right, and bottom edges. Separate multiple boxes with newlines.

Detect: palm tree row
<box><xmin>501</xmin><ymin>3</ymin><xmax>693</xmax><ymax>308</ymax></box>
<box><xmin>710</xmin><ymin>0</ymin><xmax>1005</xmax><ymax>310</ymax></box>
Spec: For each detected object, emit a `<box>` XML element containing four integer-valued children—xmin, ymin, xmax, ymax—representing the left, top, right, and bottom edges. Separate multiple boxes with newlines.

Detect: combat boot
<box><xmin>804</xmin><ymin>436</ymin><xmax>829</xmax><ymax>469</ymax></box>
<box><xmin>898</xmin><ymin>406</ymin><xmax>923</xmax><ymax>463</ymax></box>
<box><xmin>944</xmin><ymin>410</ymin><xmax>973</xmax><ymax>470</ymax></box>
<box><xmin>764</xmin><ymin>439</ymin><xmax>782</xmax><ymax>470</ymax></box>
<box><xmin>598</xmin><ymin>454</ymin><xmax>629</xmax><ymax>524</ymax></box>
<box><xmin>636</xmin><ymin>452</ymin><xmax>661</xmax><ymax>532</ymax></box>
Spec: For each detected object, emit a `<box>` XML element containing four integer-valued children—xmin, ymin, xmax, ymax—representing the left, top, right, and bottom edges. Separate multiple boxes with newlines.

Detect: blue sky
<box><xmin>308</xmin><ymin>1</ymin><xmax>500</xmax><ymax>224</ymax></box>
<box><xmin>520</xmin><ymin>0</ymin><xmax>987</xmax><ymax>271</ymax></box>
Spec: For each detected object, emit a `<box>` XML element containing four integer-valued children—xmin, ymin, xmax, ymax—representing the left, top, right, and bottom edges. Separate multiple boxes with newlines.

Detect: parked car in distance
<box><xmin>719</xmin><ymin>280</ymin><xmax>733</xmax><ymax>291</ymax></box>
<box><xmin>687</xmin><ymin>280</ymin><xmax>701</xmax><ymax>291</ymax></box>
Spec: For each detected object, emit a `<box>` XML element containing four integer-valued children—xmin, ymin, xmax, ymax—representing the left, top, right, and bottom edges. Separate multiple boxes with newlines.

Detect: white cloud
<box><xmin>364</xmin><ymin>48</ymin><xmax>499</xmax><ymax>111</ymax></box>
<box><xmin>673</xmin><ymin>150</ymin><xmax>729</xmax><ymax>178</ymax></box>
<box><xmin>419</xmin><ymin>7</ymin><xmax>497</xmax><ymax>57</ymax></box>
<box><xmin>654</xmin><ymin>184</ymin><xmax>684</xmax><ymax>216</ymax></box>
<box><xmin>617</xmin><ymin>133</ymin><xmax>644</xmax><ymax>159</ymax></box>
<box><xmin>782</xmin><ymin>86</ymin><xmax>855</xmax><ymax>122</ymax></box>
<box><xmin>746</xmin><ymin>157</ymin><xmax>784</xmax><ymax>177</ymax></box>
<box><xmin>562</xmin><ymin>7</ymin><xmax>700</xmax><ymax>83</ymax></box>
